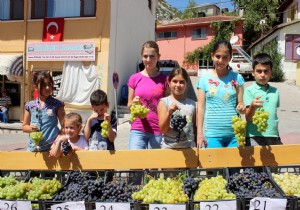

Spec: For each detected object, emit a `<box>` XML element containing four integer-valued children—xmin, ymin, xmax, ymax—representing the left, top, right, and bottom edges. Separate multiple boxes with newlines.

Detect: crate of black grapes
<box><xmin>40</xmin><ymin>170</ymin><xmax>106</xmax><ymax>210</ymax></box>
<box><xmin>267</xmin><ymin>165</ymin><xmax>300</xmax><ymax>209</ymax></box>
<box><xmin>131</xmin><ymin>169</ymin><xmax>189</xmax><ymax>210</ymax></box>
<box><xmin>187</xmin><ymin>168</ymin><xmax>242</xmax><ymax>210</ymax></box>
<box><xmin>227</xmin><ymin>167</ymin><xmax>297</xmax><ymax>210</ymax></box>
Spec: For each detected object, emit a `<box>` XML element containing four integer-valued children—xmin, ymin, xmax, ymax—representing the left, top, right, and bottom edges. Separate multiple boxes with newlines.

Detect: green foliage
<box><xmin>184</xmin><ymin>21</ymin><xmax>237</xmax><ymax>65</ymax></box>
<box><xmin>181</xmin><ymin>0</ymin><xmax>198</xmax><ymax>19</ymax></box>
<box><xmin>253</xmin><ymin>39</ymin><xmax>284</xmax><ymax>82</ymax></box>
<box><xmin>233</xmin><ymin>0</ymin><xmax>280</xmax><ymax>44</ymax></box>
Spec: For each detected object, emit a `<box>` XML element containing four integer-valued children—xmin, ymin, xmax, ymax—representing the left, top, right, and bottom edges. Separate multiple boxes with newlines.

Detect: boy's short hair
<box><xmin>90</xmin><ymin>89</ymin><xmax>108</xmax><ymax>106</ymax></box>
<box><xmin>252</xmin><ymin>53</ymin><xmax>273</xmax><ymax>70</ymax></box>
<box><xmin>64</xmin><ymin>112</ymin><xmax>82</xmax><ymax>126</ymax></box>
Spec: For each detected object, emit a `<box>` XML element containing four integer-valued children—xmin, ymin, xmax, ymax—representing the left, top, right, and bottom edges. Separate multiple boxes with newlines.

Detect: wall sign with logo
<box><xmin>27</xmin><ymin>41</ymin><xmax>95</xmax><ymax>61</ymax></box>
<box><xmin>52</xmin><ymin>71</ymin><xmax>63</xmax><ymax>97</ymax></box>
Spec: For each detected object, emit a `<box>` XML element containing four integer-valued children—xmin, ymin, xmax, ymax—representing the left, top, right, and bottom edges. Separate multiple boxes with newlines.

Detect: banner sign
<box><xmin>27</xmin><ymin>41</ymin><xmax>95</xmax><ymax>61</ymax></box>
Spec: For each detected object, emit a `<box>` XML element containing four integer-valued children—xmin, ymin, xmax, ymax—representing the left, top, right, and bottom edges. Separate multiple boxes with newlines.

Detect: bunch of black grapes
<box><xmin>227</xmin><ymin>168</ymin><xmax>282</xmax><ymax>198</ymax></box>
<box><xmin>100</xmin><ymin>180</ymin><xmax>139</xmax><ymax>202</ymax></box>
<box><xmin>182</xmin><ymin>176</ymin><xmax>201</xmax><ymax>198</ymax></box>
<box><xmin>61</xmin><ymin>141</ymin><xmax>72</xmax><ymax>156</ymax></box>
<box><xmin>53</xmin><ymin>171</ymin><xmax>104</xmax><ymax>201</ymax></box>
<box><xmin>170</xmin><ymin>114</ymin><xmax>187</xmax><ymax>142</ymax></box>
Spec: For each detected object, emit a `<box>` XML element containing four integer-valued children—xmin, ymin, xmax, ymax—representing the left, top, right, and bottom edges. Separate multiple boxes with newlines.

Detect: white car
<box><xmin>229</xmin><ymin>56</ymin><xmax>252</xmax><ymax>78</ymax></box>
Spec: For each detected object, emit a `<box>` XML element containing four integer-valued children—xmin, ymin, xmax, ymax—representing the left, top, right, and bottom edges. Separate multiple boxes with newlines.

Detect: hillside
<box><xmin>156</xmin><ymin>0</ymin><xmax>181</xmax><ymax>22</ymax></box>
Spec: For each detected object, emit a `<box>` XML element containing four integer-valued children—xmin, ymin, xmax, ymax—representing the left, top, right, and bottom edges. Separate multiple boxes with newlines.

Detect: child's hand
<box><xmin>168</xmin><ymin>103</ymin><xmax>180</xmax><ymax>115</ymax></box>
<box><xmin>132</xmin><ymin>96</ymin><xmax>140</xmax><ymax>104</ymax></box>
<box><xmin>236</xmin><ymin>102</ymin><xmax>246</xmax><ymax>114</ymax></box>
<box><xmin>104</xmin><ymin>113</ymin><xmax>111</xmax><ymax>122</ymax></box>
<box><xmin>89</xmin><ymin>112</ymin><xmax>99</xmax><ymax>120</ymax></box>
<box><xmin>251</xmin><ymin>96</ymin><xmax>264</xmax><ymax>109</ymax></box>
<box><xmin>30</xmin><ymin>124</ymin><xmax>39</xmax><ymax>132</ymax></box>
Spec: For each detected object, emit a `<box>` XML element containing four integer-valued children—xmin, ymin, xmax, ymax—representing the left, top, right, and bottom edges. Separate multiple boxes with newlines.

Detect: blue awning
<box><xmin>9</xmin><ymin>55</ymin><xmax>23</xmax><ymax>76</ymax></box>
<box><xmin>0</xmin><ymin>54</ymin><xmax>23</xmax><ymax>76</ymax></box>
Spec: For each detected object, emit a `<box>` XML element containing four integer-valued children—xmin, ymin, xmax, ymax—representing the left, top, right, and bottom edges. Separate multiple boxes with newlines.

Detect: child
<box><xmin>84</xmin><ymin>89</ymin><xmax>117</xmax><ymax>150</ymax></box>
<box><xmin>157</xmin><ymin>68</ymin><xmax>197</xmax><ymax>148</ymax></box>
<box><xmin>127</xmin><ymin>40</ymin><xmax>168</xmax><ymax>150</ymax></box>
<box><xmin>197</xmin><ymin>40</ymin><xmax>246</xmax><ymax>149</ymax></box>
<box><xmin>22</xmin><ymin>71</ymin><xmax>65</xmax><ymax>152</ymax></box>
<box><xmin>244</xmin><ymin>53</ymin><xmax>282</xmax><ymax>146</ymax></box>
<box><xmin>49</xmin><ymin>113</ymin><xmax>88</xmax><ymax>157</ymax></box>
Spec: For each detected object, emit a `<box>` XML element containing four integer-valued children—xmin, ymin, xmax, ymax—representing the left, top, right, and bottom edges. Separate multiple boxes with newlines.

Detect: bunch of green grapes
<box><xmin>30</xmin><ymin>131</ymin><xmax>44</xmax><ymax>146</ymax></box>
<box><xmin>272</xmin><ymin>172</ymin><xmax>300</xmax><ymax>197</ymax></box>
<box><xmin>101</xmin><ymin>120</ymin><xmax>109</xmax><ymax>137</ymax></box>
<box><xmin>232</xmin><ymin>116</ymin><xmax>247</xmax><ymax>147</ymax></box>
<box><xmin>193</xmin><ymin>175</ymin><xmax>236</xmax><ymax>201</ymax></box>
<box><xmin>0</xmin><ymin>176</ymin><xmax>18</xmax><ymax>188</ymax></box>
<box><xmin>130</xmin><ymin>104</ymin><xmax>150</xmax><ymax>122</ymax></box>
<box><xmin>252</xmin><ymin>109</ymin><xmax>269</xmax><ymax>132</ymax></box>
<box><xmin>132</xmin><ymin>176</ymin><xmax>189</xmax><ymax>204</ymax></box>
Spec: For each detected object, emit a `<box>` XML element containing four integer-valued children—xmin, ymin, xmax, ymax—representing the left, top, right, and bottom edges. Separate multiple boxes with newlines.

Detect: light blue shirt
<box><xmin>197</xmin><ymin>71</ymin><xmax>245</xmax><ymax>137</ymax></box>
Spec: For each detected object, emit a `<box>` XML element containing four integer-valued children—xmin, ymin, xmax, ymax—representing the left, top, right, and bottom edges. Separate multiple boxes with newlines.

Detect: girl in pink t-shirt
<box><xmin>127</xmin><ymin>41</ymin><xmax>168</xmax><ymax>149</ymax></box>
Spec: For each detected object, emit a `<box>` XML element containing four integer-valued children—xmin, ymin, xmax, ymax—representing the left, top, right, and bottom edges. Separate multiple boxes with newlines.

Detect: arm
<box><xmin>127</xmin><ymin>87</ymin><xmax>140</xmax><ymax>109</ymax></box>
<box><xmin>236</xmin><ymin>85</ymin><xmax>246</xmax><ymax>114</ymax></box>
<box><xmin>157</xmin><ymin>100</ymin><xmax>179</xmax><ymax>133</ymax></box>
<box><xmin>83</xmin><ymin>112</ymin><xmax>98</xmax><ymax>140</ymax></box>
<box><xmin>197</xmin><ymin>89</ymin><xmax>206</xmax><ymax>148</ymax></box>
<box><xmin>49</xmin><ymin>135</ymin><xmax>68</xmax><ymax>158</ymax></box>
<box><xmin>245</xmin><ymin>96</ymin><xmax>263</xmax><ymax>121</ymax></box>
<box><xmin>57</xmin><ymin>106</ymin><xmax>66</xmax><ymax>127</ymax></box>
<box><xmin>104</xmin><ymin>113</ymin><xmax>116</xmax><ymax>143</ymax></box>
<box><xmin>22</xmin><ymin>109</ymin><xmax>38</xmax><ymax>133</ymax></box>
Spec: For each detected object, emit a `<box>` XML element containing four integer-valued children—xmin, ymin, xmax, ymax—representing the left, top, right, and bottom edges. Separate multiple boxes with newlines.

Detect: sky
<box><xmin>165</xmin><ymin>0</ymin><xmax>235</xmax><ymax>11</ymax></box>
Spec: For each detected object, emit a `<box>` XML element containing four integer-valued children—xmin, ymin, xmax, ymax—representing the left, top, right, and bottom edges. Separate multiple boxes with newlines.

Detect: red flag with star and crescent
<box><xmin>42</xmin><ymin>17</ymin><xmax>64</xmax><ymax>42</ymax></box>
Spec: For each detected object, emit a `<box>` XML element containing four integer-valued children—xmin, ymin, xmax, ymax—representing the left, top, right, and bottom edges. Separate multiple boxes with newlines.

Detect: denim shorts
<box><xmin>206</xmin><ymin>136</ymin><xmax>238</xmax><ymax>148</ymax></box>
<box><xmin>129</xmin><ymin>130</ymin><xmax>162</xmax><ymax>150</ymax></box>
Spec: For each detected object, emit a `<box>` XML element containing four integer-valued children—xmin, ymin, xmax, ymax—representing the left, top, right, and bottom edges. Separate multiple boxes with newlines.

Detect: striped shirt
<box><xmin>0</xmin><ymin>96</ymin><xmax>12</xmax><ymax>108</ymax></box>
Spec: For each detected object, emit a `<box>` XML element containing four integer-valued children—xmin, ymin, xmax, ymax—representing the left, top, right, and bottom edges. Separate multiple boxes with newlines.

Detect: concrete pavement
<box><xmin>0</xmin><ymin>78</ymin><xmax>299</xmax><ymax>151</ymax></box>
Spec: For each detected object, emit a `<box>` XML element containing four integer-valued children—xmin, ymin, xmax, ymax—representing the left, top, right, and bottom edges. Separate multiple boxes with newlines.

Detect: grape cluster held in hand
<box><xmin>170</xmin><ymin>113</ymin><xmax>187</xmax><ymax>142</ymax></box>
<box><xmin>30</xmin><ymin>131</ymin><xmax>44</xmax><ymax>146</ymax></box>
<box><xmin>253</xmin><ymin>108</ymin><xmax>269</xmax><ymax>132</ymax></box>
<box><xmin>130</xmin><ymin>104</ymin><xmax>149</xmax><ymax>122</ymax></box>
<box><xmin>232</xmin><ymin>116</ymin><xmax>246</xmax><ymax>147</ymax></box>
<box><xmin>61</xmin><ymin>141</ymin><xmax>72</xmax><ymax>156</ymax></box>
<box><xmin>101</xmin><ymin>120</ymin><xmax>109</xmax><ymax>137</ymax></box>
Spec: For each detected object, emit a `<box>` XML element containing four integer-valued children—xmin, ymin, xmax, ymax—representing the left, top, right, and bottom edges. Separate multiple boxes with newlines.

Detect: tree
<box><xmin>233</xmin><ymin>0</ymin><xmax>281</xmax><ymax>47</ymax></box>
<box><xmin>181</xmin><ymin>0</ymin><xmax>198</xmax><ymax>19</ymax></box>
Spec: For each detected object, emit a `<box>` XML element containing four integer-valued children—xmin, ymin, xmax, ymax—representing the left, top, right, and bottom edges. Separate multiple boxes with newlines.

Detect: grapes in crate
<box><xmin>170</xmin><ymin>113</ymin><xmax>187</xmax><ymax>142</ymax></box>
<box><xmin>30</xmin><ymin>131</ymin><xmax>44</xmax><ymax>146</ymax></box>
<box><xmin>182</xmin><ymin>176</ymin><xmax>201</xmax><ymax>198</ymax></box>
<box><xmin>272</xmin><ymin>172</ymin><xmax>300</xmax><ymax>197</ymax></box>
<box><xmin>101</xmin><ymin>120</ymin><xmax>109</xmax><ymax>137</ymax></box>
<box><xmin>130</xmin><ymin>104</ymin><xmax>149</xmax><ymax>122</ymax></box>
<box><xmin>232</xmin><ymin>116</ymin><xmax>246</xmax><ymax>146</ymax></box>
<box><xmin>252</xmin><ymin>108</ymin><xmax>269</xmax><ymax>132</ymax></box>
<box><xmin>61</xmin><ymin>141</ymin><xmax>72</xmax><ymax>156</ymax></box>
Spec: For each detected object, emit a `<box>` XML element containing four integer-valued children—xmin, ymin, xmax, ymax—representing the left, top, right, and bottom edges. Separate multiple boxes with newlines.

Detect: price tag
<box><xmin>249</xmin><ymin>197</ymin><xmax>287</xmax><ymax>210</ymax></box>
<box><xmin>149</xmin><ymin>203</ymin><xmax>186</xmax><ymax>210</ymax></box>
<box><xmin>51</xmin><ymin>201</ymin><xmax>86</xmax><ymax>210</ymax></box>
<box><xmin>95</xmin><ymin>202</ymin><xmax>130</xmax><ymax>210</ymax></box>
<box><xmin>0</xmin><ymin>200</ymin><xmax>32</xmax><ymax>210</ymax></box>
<box><xmin>200</xmin><ymin>200</ymin><xmax>236</xmax><ymax>210</ymax></box>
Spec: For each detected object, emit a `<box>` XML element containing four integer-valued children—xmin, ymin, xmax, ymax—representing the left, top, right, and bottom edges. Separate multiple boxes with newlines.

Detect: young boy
<box><xmin>84</xmin><ymin>89</ymin><xmax>117</xmax><ymax>150</ymax></box>
<box><xmin>244</xmin><ymin>53</ymin><xmax>282</xmax><ymax>146</ymax></box>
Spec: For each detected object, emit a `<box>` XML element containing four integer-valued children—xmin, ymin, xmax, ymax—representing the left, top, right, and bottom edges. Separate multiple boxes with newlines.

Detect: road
<box><xmin>0</xmin><ymin>77</ymin><xmax>300</xmax><ymax>151</ymax></box>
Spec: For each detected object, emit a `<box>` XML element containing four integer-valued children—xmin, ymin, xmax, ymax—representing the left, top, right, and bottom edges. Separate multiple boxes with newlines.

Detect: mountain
<box><xmin>156</xmin><ymin>0</ymin><xmax>181</xmax><ymax>22</ymax></box>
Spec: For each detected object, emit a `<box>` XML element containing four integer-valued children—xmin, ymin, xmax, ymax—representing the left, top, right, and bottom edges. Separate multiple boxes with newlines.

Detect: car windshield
<box><xmin>159</xmin><ymin>60</ymin><xmax>178</xmax><ymax>68</ymax></box>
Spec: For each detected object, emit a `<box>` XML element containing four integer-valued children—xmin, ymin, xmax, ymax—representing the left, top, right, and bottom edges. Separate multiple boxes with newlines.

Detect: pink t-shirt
<box><xmin>128</xmin><ymin>72</ymin><xmax>167</xmax><ymax>134</ymax></box>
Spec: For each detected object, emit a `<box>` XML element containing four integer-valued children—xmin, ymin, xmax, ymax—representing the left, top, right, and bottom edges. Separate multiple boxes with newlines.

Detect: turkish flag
<box><xmin>42</xmin><ymin>17</ymin><xmax>64</xmax><ymax>42</ymax></box>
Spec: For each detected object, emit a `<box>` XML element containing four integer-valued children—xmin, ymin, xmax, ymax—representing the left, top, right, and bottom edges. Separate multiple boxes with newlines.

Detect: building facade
<box><xmin>0</xmin><ymin>0</ymin><xmax>156</xmax><ymax>121</ymax></box>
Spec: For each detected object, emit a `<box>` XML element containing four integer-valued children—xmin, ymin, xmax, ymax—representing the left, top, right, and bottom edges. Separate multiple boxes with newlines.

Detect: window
<box><xmin>158</xmin><ymin>31</ymin><xmax>177</xmax><ymax>39</ymax></box>
<box><xmin>31</xmin><ymin>0</ymin><xmax>96</xmax><ymax>19</ymax></box>
<box><xmin>0</xmin><ymin>0</ymin><xmax>24</xmax><ymax>20</ymax></box>
<box><xmin>285</xmin><ymin>34</ymin><xmax>300</xmax><ymax>60</ymax></box>
<box><xmin>192</xmin><ymin>28</ymin><xmax>207</xmax><ymax>39</ymax></box>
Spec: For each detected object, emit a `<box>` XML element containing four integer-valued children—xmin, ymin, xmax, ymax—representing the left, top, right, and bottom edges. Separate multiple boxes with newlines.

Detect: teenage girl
<box><xmin>22</xmin><ymin>71</ymin><xmax>65</xmax><ymax>152</ymax></box>
<box><xmin>158</xmin><ymin>68</ymin><xmax>197</xmax><ymax>148</ymax></box>
<box><xmin>197</xmin><ymin>40</ymin><xmax>246</xmax><ymax>149</ymax></box>
<box><xmin>127</xmin><ymin>41</ymin><xmax>168</xmax><ymax>150</ymax></box>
